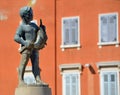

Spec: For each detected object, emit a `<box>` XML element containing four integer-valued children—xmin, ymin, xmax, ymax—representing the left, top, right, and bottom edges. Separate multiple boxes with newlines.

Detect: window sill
<box><xmin>97</xmin><ymin>41</ymin><xmax>119</xmax><ymax>48</ymax></box>
<box><xmin>60</xmin><ymin>44</ymin><xmax>81</xmax><ymax>51</ymax></box>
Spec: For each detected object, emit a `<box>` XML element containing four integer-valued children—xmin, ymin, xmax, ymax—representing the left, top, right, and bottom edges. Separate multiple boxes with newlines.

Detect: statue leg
<box><xmin>30</xmin><ymin>50</ymin><xmax>40</xmax><ymax>80</ymax></box>
<box><xmin>30</xmin><ymin>50</ymin><xmax>48</xmax><ymax>86</ymax></box>
<box><xmin>18</xmin><ymin>53</ymin><xmax>30</xmax><ymax>86</ymax></box>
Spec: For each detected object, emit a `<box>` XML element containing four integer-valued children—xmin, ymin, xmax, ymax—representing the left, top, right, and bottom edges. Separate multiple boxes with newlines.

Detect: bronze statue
<box><xmin>14</xmin><ymin>6</ymin><xmax>48</xmax><ymax>86</ymax></box>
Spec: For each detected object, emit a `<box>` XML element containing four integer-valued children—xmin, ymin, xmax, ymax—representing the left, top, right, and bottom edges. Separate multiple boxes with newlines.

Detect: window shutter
<box><xmin>62</xmin><ymin>17</ymin><xmax>79</xmax><ymax>45</ymax></box>
<box><xmin>63</xmin><ymin>19</ymin><xmax>70</xmax><ymax>45</ymax></box>
<box><xmin>65</xmin><ymin>75</ymin><xmax>70</xmax><ymax>95</ymax></box>
<box><xmin>101</xmin><ymin>72</ymin><xmax>118</xmax><ymax>95</ymax></box>
<box><xmin>101</xmin><ymin>16</ymin><xmax>108</xmax><ymax>42</ymax></box>
<box><xmin>108</xmin><ymin>15</ymin><xmax>117</xmax><ymax>42</ymax></box>
<box><xmin>103</xmin><ymin>74</ymin><xmax>109</xmax><ymax>95</ymax></box>
<box><xmin>63</xmin><ymin>73</ymin><xmax>79</xmax><ymax>95</ymax></box>
<box><xmin>100</xmin><ymin>14</ymin><xmax>117</xmax><ymax>43</ymax></box>
<box><xmin>110</xmin><ymin>73</ymin><xmax>117</xmax><ymax>95</ymax></box>
<box><xmin>71</xmin><ymin>74</ymin><xmax>78</xmax><ymax>95</ymax></box>
<box><xmin>70</xmin><ymin>19</ymin><xmax>78</xmax><ymax>44</ymax></box>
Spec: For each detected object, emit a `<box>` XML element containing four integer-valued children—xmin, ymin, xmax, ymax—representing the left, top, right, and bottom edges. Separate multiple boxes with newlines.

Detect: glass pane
<box><xmin>101</xmin><ymin>16</ymin><xmax>109</xmax><ymax>42</ymax></box>
<box><xmin>72</xmin><ymin>85</ymin><xmax>76</xmax><ymax>95</ymax></box>
<box><xmin>65</xmin><ymin>75</ymin><xmax>70</xmax><ymax>95</ymax></box>
<box><xmin>104</xmin><ymin>83</ymin><xmax>108</xmax><ymax>95</ymax></box>
<box><xmin>64</xmin><ymin>73</ymin><xmax>79</xmax><ymax>95</ymax></box>
<box><xmin>71</xmin><ymin>28</ymin><xmax>76</xmax><ymax>43</ymax></box>
<box><xmin>72</xmin><ymin>75</ymin><xmax>76</xmax><ymax>83</ymax></box>
<box><xmin>111</xmin><ymin>74</ymin><xmax>115</xmax><ymax>82</ymax></box>
<box><xmin>63</xmin><ymin>17</ymin><xmax>78</xmax><ymax>45</ymax></box>
<box><xmin>66</xmin><ymin>75</ymin><xmax>70</xmax><ymax>83</ymax></box>
<box><xmin>102</xmin><ymin>72</ymin><xmax>118</xmax><ymax>95</ymax></box>
<box><xmin>108</xmin><ymin>15</ymin><xmax>117</xmax><ymax>42</ymax></box>
<box><xmin>71</xmin><ymin>75</ymin><xmax>78</xmax><ymax>95</ymax></box>
<box><xmin>104</xmin><ymin>74</ymin><xmax>108</xmax><ymax>82</ymax></box>
<box><xmin>64</xmin><ymin>29</ymin><xmax>69</xmax><ymax>44</ymax></box>
<box><xmin>110</xmin><ymin>83</ymin><xmax>116</xmax><ymax>95</ymax></box>
<box><xmin>66</xmin><ymin>84</ymin><xmax>70</xmax><ymax>95</ymax></box>
<box><xmin>63</xmin><ymin>20</ymin><xmax>70</xmax><ymax>45</ymax></box>
<box><xmin>100</xmin><ymin>14</ymin><xmax>117</xmax><ymax>43</ymax></box>
<box><xmin>70</xmin><ymin>18</ymin><xmax>78</xmax><ymax>44</ymax></box>
<box><xmin>110</xmin><ymin>73</ymin><xmax>117</xmax><ymax>95</ymax></box>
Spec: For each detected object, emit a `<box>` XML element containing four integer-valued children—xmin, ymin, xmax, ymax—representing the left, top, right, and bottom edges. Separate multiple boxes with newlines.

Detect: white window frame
<box><xmin>96</xmin><ymin>61</ymin><xmax>120</xmax><ymax>95</ymax></box>
<box><xmin>100</xmin><ymin>68</ymin><xmax>119</xmax><ymax>95</ymax></box>
<box><xmin>60</xmin><ymin>64</ymin><xmax>82</xmax><ymax>95</ymax></box>
<box><xmin>62</xmin><ymin>71</ymin><xmax>80</xmax><ymax>95</ymax></box>
<box><xmin>60</xmin><ymin>16</ymin><xmax>80</xmax><ymax>51</ymax></box>
<box><xmin>98</xmin><ymin>12</ymin><xmax>119</xmax><ymax>48</ymax></box>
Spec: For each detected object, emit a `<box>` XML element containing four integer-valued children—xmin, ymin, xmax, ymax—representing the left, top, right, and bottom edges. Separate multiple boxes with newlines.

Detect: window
<box><xmin>61</xmin><ymin>16</ymin><xmax>80</xmax><ymax>51</ymax></box>
<box><xmin>60</xmin><ymin>64</ymin><xmax>82</xmax><ymax>95</ymax></box>
<box><xmin>98</xmin><ymin>13</ymin><xmax>119</xmax><ymax>48</ymax></box>
<box><xmin>96</xmin><ymin>61</ymin><xmax>120</xmax><ymax>95</ymax></box>
<box><xmin>100</xmin><ymin>71</ymin><xmax>118</xmax><ymax>95</ymax></box>
<box><xmin>63</xmin><ymin>72</ymin><xmax>80</xmax><ymax>95</ymax></box>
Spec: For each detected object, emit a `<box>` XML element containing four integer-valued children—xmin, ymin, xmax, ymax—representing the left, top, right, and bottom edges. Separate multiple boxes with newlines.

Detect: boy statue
<box><xmin>14</xmin><ymin>6</ymin><xmax>48</xmax><ymax>86</ymax></box>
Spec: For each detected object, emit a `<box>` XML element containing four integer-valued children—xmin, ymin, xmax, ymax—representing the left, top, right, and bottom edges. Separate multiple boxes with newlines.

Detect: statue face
<box><xmin>23</xmin><ymin>8</ymin><xmax>33</xmax><ymax>23</ymax></box>
<box><xmin>20</xmin><ymin>7</ymin><xmax>33</xmax><ymax>23</ymax></box>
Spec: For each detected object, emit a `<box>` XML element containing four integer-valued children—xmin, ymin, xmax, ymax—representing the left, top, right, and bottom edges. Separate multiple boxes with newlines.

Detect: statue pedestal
<box><xmin>15</xmin><ymin>85</ymin><xmax>51</xmax><ymax>95</ymax></box>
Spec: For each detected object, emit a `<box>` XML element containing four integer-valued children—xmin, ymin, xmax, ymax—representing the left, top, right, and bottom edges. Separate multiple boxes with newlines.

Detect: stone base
<box><xmin>15</xmin><ymin>85</ymin><xmax>51</xmax><ymax>95</ymax></box>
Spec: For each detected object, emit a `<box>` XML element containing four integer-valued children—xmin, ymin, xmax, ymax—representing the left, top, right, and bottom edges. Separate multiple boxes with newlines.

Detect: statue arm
<box><xmin>14</xmin><ymin>26</ymin><xmax>26</xmax><ymax>46</ymax></box>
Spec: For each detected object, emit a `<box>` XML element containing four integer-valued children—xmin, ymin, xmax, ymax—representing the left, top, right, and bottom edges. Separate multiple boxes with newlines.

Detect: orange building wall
<box><xmin>56</xmin><ymin>0</ymin><xmax>120</xmax><ymax>95</ymax></box>
<box><xmin>0</xmin><ymin>0</ymin><xmax>56</xmax><ymax>95</ymax></box>
<box><xmin>0</xmin><ymin>0</ymin><xmax>120</xmax><ymax>95</ymax></box>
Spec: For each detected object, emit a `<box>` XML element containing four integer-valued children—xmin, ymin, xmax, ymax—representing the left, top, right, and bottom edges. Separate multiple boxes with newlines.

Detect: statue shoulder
<box><xmin>30</xmin><ymin>22</ymin><xmax>39</xmax><ymax>31</ymax></box>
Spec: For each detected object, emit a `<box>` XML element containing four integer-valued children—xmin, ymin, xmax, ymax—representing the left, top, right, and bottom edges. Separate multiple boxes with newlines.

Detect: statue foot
<box><xmin>36</xmin><ymin>80</ymin><xmax>48</xmax><ymax>87</ymax></box>
<box><xmin>35</xmin><ymin>76</ymin><xmax>48</xmax><ymax>87</ymax></box>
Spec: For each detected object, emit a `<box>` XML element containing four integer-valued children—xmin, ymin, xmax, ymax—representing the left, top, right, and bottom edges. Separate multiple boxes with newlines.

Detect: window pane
<box><xmin>104</xmin><ymin>83</ymin><xmax>108</xmax><ymax>95</ymax></box>
<box><xmin>63</xmin><ymin>20</ymin><xmax>70</xmax><ymax>45</ymax></box>
<box><xmin>100</xmin><ymin>13</ymin><xmax>117</xmax><ymax>43</ymax></box>
<box><xmin>104</xmin><ymin>74</ymin><xmax>108</xmax><ymax>82</ymax></box>
<box><xmin>66</xmin><ymin>75</ymin><xmax>70</xmax><ymax>83</ymax></box>
<box><xmin>62</xmin><ymin>17</ymin><xmax>79</xmax><ymax>45</ymax></box>
<box><xmin>110</xmin><ymin>83</ymin><xmax>116</xmax><ymax>95</ymax></box>
<box><xmin>64</xmin><ymin>29</ymin><xmax>69</xmax><ymax>44</ymax></box>
<box><xmin>70</xmin><ymin>19</ymin><xmax>78</xmax><ymax>44</ymax></box>
<box><xmin>65</xmin><ymin>75</ymin><xmax>70</xmax><ymax>95</ymax></box>
<box><xmin>66</xmin><ymin>84</ymin><xmax>70</xmax><ymax>95</ymax></box>
<box><xmin>110</xmin><ymin>73</ymin><xmax>117</xmax><ymax>95</ymax></box>
<box><xmin>71</xmin><ymin>28</ymin><xmax>76</xmax><ymax>43</ymax></box>
<box><xmin>63</xmin><ymin>73</ymin><xmax>79</xmax><ymax>95</ymax></box>
<box><xmin>103</xmin><ymin>74</ymin><xmax>109</xmax><ymax>95</ymax></box>
<box><xmin>108</xmin><ymin>15</ymin><xmax>117</xmax><ymax>42</ymax></box>
<box><xmin>101</xmin><ymin>71</ymin><xmax>118</xmax><ymax>95</ymax></box>
<box><xmin>101</xmin><ymin>16</ymin><xmax>108</xmax><ymax>42</ymax></box>
<box><xmin>111</xmin><ymin>74</ymin><xmax>115</xmax><ymax>82</ymax></box>
<box><xmin>71</xmin><ymin>74</ymin><xmax>78</xmax><ymax>95</ymax></box>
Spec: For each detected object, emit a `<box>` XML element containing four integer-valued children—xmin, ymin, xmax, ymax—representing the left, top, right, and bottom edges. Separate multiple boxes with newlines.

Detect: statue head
<box><xmin>20</xmin><ymin>6</ymin><xmax>33</xmax><ymax>23</ymax></box>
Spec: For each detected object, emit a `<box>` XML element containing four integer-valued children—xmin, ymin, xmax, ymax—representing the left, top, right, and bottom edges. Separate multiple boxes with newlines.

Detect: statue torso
<box><xmin>21</xmin><ymin>22</ymin><xmax>39</xmax><ymax>42</ymax></box>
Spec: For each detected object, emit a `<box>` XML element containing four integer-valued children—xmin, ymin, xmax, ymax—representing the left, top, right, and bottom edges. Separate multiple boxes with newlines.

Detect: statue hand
<box><xmin>25</xmin><ymin>41</ymin><xmax>34</xmax><ymax>48</ymax></box>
